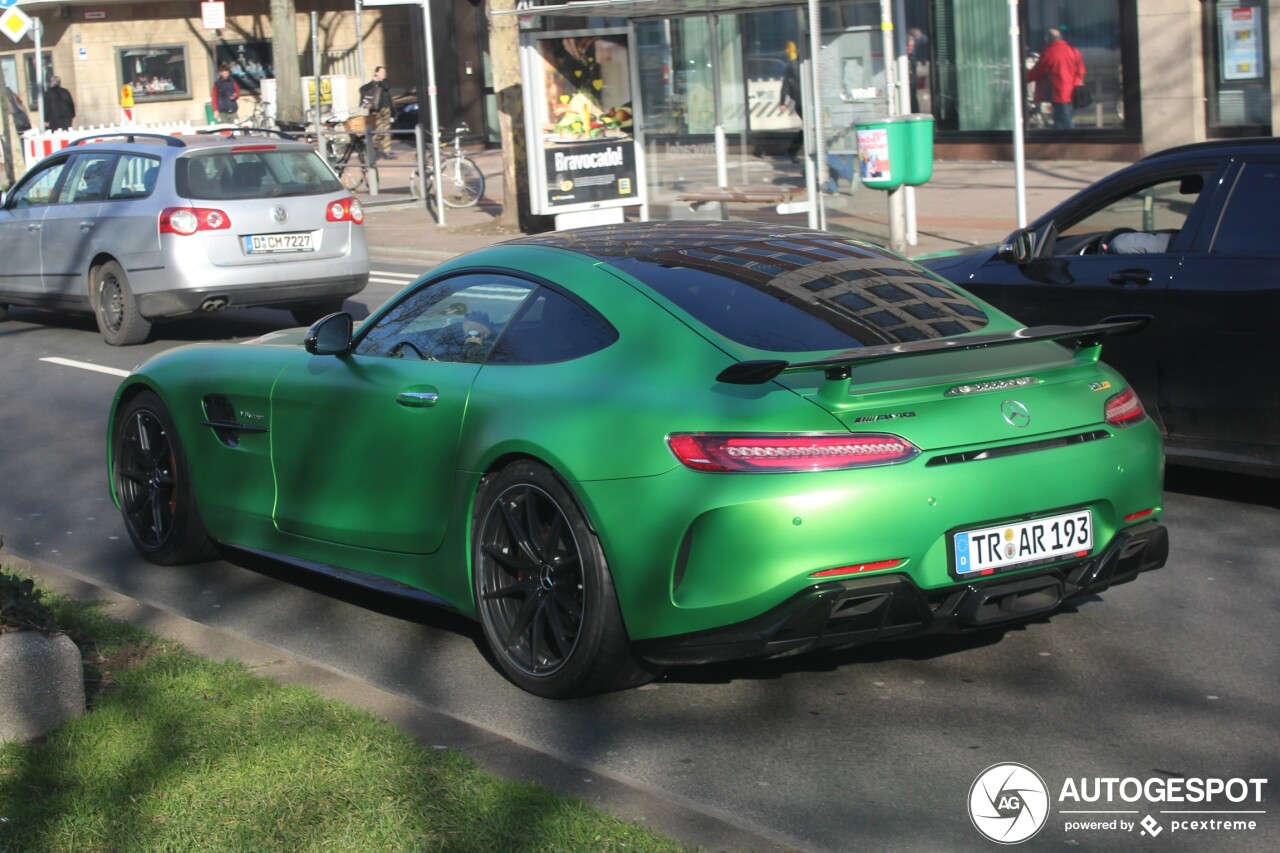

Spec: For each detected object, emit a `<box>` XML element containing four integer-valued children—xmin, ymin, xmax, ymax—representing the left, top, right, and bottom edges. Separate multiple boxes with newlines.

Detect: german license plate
<box><xmin>953</xmin><ymin>509</ymin><xmax>1092</xmax><ymax>577</ymax></box>
<box><xmin>243</xmin><ymin>231</ymin><xmax>316</xmax><ymax>254</ymax></box>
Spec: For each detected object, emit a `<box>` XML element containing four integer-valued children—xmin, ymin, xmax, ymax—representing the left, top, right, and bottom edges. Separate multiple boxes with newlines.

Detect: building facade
<box><xmin>2</xmin><ymin>0</ymin><xmax>491</xmax><ymax>158</ymax></box>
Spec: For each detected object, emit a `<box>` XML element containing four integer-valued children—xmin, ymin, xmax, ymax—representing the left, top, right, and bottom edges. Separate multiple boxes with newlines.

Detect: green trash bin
<box><xmin>901</xmin><ymin>113</ymin><xmax>935</xmax><ymax>186</ymax></box>
<box><xmin>205</xmin><ymin>101</ymin><xmax>216</xmax><ymax>124</ymax></box>
<box><xmin>854</xmin><ymin>114</ymin><xmax>935</xmax><ymax>190</ymax></box>
<box><xmin>854</xmin><ymin>117</ymin><xmax>906</xmax><ymax>191</ymax></box>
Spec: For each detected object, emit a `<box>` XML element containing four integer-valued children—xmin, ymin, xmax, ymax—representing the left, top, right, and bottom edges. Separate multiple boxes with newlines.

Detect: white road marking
<box><xmin>371</xmin><ymin>269</ymin><xmax>419</xmax><ymax>288</ymax></box>
<box><xmin>39</xmin><ymin>357</ymin><xmax>131</xmax><ymax>378</ymax></box>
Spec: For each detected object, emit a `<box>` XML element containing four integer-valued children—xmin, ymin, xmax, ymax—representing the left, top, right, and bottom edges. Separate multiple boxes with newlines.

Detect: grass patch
<box><xmin>0</xmin><ymin>576</ymin><xmax>686</xmax><ymax>852</ymax></box>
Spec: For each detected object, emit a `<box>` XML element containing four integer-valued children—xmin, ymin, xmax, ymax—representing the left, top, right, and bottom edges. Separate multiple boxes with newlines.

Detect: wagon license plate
<box><xmin>243</xmin><ymin>231</ymin><xmax>316</xmax><ymax>254</ymax></box>
<box><xmin>953</xmin><ymin>510</ymin><xmax>1092</xmax><ymax>577</ymax></box>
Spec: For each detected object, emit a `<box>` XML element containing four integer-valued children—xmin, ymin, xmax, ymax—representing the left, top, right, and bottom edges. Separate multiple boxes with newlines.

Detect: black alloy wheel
<box><xmin>473</xmin><ymin>461</ymin><xmax>657</xmax><ymax>698</ymax></box>
<box><xmin>113</xmin><ymin>392</ymin><xmax>218</xmax><ymax>565</ymax></box>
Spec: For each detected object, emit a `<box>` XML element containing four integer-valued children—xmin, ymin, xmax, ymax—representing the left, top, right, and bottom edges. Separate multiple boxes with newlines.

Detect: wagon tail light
<box><xmin>159</xmin><ymin>207</ymin><xmax>232</xmax><ymax>235</ymax></box>
<box><xmin>327</xmin><ymin>197</ymin><xmax>365</xmax><ymax>225</ymax></box>
<box><xmin>668</xmin><ymin>433</ymin><xmax>919</xmax><ymax>473</ymax></box>
<box><xmin>1104</xmin><ymin>388</ymin><xmax>1147</xmax><ymax>428</ymax></box>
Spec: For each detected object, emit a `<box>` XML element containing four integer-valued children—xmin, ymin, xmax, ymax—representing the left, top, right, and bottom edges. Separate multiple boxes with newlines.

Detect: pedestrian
<box><xmin>43</xmin><ymin>76</ymin><xmax>76</xmax><ymax>131</ymax></box>
<box><xmin>212</xmin><ymin>64</ymin><xmax>240</xmax><ymax>124</ymax></box>
<box><xmin>359</xmin><ymin>65</ymin><xmax>395</xmax><ymax>158</ymax></box>
<box><xmin>779</xmin><ymin>42</ymin><xmax>803</xmax><ymax>162</ymax></box>
<box><xmin>1027</xmin><ymin>28</ymin><xmax>1085</xmax><ymax>130</ymax></box>
<box><xmin>6</xmin><ymin>87</ymin><xmax>31</xmax><ymax>134</ymax></box>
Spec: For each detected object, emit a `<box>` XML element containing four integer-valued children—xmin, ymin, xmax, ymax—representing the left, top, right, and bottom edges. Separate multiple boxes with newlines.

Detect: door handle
<box><xmin>27</xmin><ymin>223</ymin><xmax>41</xmax><ymax>232</ymax></box>
<box><xmin>396</xmin><ymin>391</ymin><xmax>439</xmax><ymax>408</ymax></box>
<box><xmin>1107</xmin><ymin>270</ymin><xmax>1153</xmax><ymax>286</ymax></box>
<box><xmin>79</xmin><ymin>221</ymin><xmax>96</xmax><ymax>231</ymax></box>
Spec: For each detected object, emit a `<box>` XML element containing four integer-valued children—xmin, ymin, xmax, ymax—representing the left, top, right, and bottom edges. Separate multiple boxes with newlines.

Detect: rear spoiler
<box><xmin>716</xmin><ymin>316</ymin><xmax>1150</xmax><ymax>385</ymax></box>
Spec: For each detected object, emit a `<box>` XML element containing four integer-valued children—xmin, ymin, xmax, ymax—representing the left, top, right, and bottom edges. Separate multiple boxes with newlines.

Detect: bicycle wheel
<box><xmin>440</xmin><ymin>155</ymin><xmax>485</xmax><ymax>208</ymax></box>
<box><xmin>339</xmin><ymin>142</ymin><xmax>368</xmax><ymax>192</ymax></box>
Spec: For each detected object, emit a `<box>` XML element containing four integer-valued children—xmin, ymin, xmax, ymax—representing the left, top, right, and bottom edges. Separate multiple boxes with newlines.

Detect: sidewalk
<box><xmin>356</xmin><ymin>145</ymin><xmax>1126</xmax><ymax>266</ymax></box>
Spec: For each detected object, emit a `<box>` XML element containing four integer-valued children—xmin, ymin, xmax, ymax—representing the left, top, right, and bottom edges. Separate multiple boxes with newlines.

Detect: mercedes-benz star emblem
<box><xmin>1001</xmin><ymin>400</ymin><xmax>1031</xmax><ymax>429</ymax></box>
<box><xmin>271</xmin><ymin>205</ymin><xmax>289</xmax><ymax>224</ymax></box>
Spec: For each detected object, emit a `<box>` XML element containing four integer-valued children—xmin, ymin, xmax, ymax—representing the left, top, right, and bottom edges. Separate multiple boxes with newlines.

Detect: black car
<box><xmin>921</xmin><ymin>139</ymin><xmax>1280</xmax><ymax>478</ymax></box>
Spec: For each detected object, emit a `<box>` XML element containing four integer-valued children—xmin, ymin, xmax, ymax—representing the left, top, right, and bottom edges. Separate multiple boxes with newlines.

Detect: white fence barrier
<box><xmin>19</xmin><ymin>122</ymin><xmax>197</xmax><ymax>174</ymax></box>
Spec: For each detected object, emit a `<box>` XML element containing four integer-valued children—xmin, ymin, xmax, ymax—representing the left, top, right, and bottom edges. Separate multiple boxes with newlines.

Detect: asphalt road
<box><xmin>2</xmin><ymin>267</ymin><xmax>1277</xmax><ymax>852</ymax></box>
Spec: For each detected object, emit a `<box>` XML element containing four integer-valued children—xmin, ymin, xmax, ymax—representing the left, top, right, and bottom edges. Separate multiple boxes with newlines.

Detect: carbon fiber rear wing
<box><xmin>716</xmin><ymin>316</ymin><xmax>1150</xmax><ymax>385</ymax></box>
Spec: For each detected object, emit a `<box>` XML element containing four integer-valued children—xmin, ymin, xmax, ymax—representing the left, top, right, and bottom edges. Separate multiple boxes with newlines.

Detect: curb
<box><xmin>8</xmin><ymin>550</ymin><xmax>816</xmax><ymax>853</ymax></box>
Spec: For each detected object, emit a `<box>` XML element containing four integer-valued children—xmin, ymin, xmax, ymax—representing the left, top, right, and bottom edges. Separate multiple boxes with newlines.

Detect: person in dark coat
<box><xmin>212</xmin><ymin>64</ymin><xmax>240</xmax><ymax>123</ymax></box>
<box><xmin>43</xmin><ymin>76</ymin><xmax>76</xmax><ymax>131</ymax></box>
<box><xmin>359</xmin><ymin>65</ymin><xmax>395</xmax><ymax>157</ymax></box>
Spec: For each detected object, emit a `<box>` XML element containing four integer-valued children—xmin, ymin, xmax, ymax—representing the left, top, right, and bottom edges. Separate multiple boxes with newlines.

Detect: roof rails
<box><xmin>196</xmin><ymin>127</ymin><xmax>299</xmax><ymax>141</ymax></box>
<box><xmin>68</xmin><ymin>132</ymin><xmax>186</xmax><ymax>148</ymax></box>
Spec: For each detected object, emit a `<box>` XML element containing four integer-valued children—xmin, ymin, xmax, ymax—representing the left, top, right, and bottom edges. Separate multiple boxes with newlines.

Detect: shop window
<box><xmin>1203</xmin><ymin>1</ymin><xmax>1272</xmax><ymax>134</ymax></box>
<box><xmin>933</xmin><ymin>0</ymin><xmax>1126</xmax><ymax>133</ymax></box>
<box><xmin>118</xmin><ymin>46</ymin><xmax>190</xmax><ymax>102</ymax></box>
<box><xmin>216</xmin><ymin>42</ymin><xmax>274</xmax><ymax>95</ymax></box>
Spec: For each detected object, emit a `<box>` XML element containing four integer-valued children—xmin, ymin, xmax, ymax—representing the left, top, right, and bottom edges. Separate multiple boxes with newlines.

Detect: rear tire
<box><xmin>112</xmin><ymin>391</ymin><xmax>219</xmax><ymax>565</ymax></box>
<box><xmin>0</xmin><ymin>303</ymin><xmax>8</xmax><ymax>321</ymax></box>
<box><xmin>473</xmin><ymin>461</ymin><xmax>659</xmax><ymax>698</ymax></box>
<box><xmin>93</xmin><ymin>260</ymin><xmax>152</xmax><ymax>346</ymax></box>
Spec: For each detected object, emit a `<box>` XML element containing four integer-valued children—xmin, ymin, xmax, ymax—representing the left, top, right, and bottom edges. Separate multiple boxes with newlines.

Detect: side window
<box><xmin>108</xmin><ymin>154</ymin><xmax>162</xmax><ymax>200</ymax></box>
<box><xmin>355</xmin><ymin>274</ymin><xmax>535</xmax><ymax>362</ymax></box>
<box><xmin>489</xmin><ymin>288</ymin><xmax>619</xmax><ymax>365</ymax></box>
<box><xmin>61</xmin><ymin>153</ymin><xmax>118</xmax><ymax>204</ymax></box>
<box><xmin>1209</xmin><ymin>163</ymin><xmax>1280</xmax><ymax>255</ymax></box>
<box><xmin>1055</xmin><ymin>172</ymin><xmax>1209</xmax><ymax>255</ymax></box>
<box><xmin>7</xmin><ymin>160</ymin><xmax>67</xmax><ymax>208</ymax></box>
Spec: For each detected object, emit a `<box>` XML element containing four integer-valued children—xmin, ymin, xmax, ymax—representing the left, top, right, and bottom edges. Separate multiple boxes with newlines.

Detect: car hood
<box><xmin>914</xmin><ymin>242</ymin><xmax>999</xmax><ymax>285</ymax></box>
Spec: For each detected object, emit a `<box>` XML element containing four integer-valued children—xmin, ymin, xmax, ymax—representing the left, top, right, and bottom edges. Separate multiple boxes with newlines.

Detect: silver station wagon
<box><xmin>0</xmin><ymin>131</ymin><xmax>369</xmax><ymax>345</ymax></box>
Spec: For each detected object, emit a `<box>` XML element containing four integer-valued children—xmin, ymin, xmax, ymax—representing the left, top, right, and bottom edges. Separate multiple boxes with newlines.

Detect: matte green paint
<box><xmin>109</xmin><ymin>243</ymin><xmax>1165</xmax><ymax>643</ymax></box>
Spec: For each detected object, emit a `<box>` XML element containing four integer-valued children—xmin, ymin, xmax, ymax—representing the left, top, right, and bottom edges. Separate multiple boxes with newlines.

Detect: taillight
<box><xmin>1105</xmin><ymin>388</ymin><xmax>1147</xmax><ymax>428</ymax></box>
<box><xmin>159</xmin><ymin>207</ymin><xmax>231</xmax><ymax>235</ymax></box>
<box><xmin>327</xmin><ymin>197</ymin><xmax>364</xmax><ymax>224</ymax></box>
<box><xmin>810</xmin><ymin>559</ymin><xmax>904</xmax><ymax>578</ymax></box>
<box><xmin>667</xmin><ymin>433</ymin><xmax>919</xmax><ymax>473</ymax></box>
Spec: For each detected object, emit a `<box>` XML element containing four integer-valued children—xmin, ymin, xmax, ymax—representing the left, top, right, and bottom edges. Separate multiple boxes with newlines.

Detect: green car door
<box><xmin>269</xmin><ymin>273</ymin><xmax>536</xmax><ymax>554</ymax></box>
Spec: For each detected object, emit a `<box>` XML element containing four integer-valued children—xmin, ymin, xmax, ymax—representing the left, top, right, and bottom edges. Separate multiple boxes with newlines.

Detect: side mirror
<box><xmin>305</xmin><ymin>312</ymin><xmax>354</xmax><ymax>355</ymax></box>
<box><xmin>997</xmin><ymin>229</ymin><xmax>1036</xmax><ymax>265</ymax></box>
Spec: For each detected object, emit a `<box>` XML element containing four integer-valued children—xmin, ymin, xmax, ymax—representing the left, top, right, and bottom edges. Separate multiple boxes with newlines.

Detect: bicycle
<box><xmin>411</xmin><ymin>123</ymin><xmax>485</xmax><ymax>208</ymax></box>
<box><xmin>320</xmin><ymin>114</ymin><xmax>375</xmax><ymax>193</ymax></box>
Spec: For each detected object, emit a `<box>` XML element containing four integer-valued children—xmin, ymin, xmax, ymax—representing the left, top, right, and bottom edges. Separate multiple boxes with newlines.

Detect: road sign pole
<box><xmin>34</xmin><ymin>17</ymin><xmax>44</xmax><ymax>132</ymax></box>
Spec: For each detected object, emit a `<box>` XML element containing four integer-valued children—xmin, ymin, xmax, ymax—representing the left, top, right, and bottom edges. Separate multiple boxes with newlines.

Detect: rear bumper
<box><xmin>135</xmin><ymin>273</ymin><xmax>369</xmax><ymax>318</ymax></box>
<box><xmin>633</xmin><ymin>521</ymin><xmax>1168</xmax><ymax>666</ymax></box>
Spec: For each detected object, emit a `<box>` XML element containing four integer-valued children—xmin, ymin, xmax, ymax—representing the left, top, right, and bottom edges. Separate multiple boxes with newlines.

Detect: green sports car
<box><xmin>108</xmin><ymin>221</ymin><xmax>1168</xmax><ymax>698</ymax></box>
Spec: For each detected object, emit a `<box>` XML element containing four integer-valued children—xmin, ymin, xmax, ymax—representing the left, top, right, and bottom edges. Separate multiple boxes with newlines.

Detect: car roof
<box><xmin>1140</xmin><ymin>137</ymin><xmax>1280</xmax><ymax>163</ymax></box>
<box><xmin>502</xmin><ymin>220</ymin><xmax>904</xmax><ymax>263</ymax></box>
<box><xmin>57</xmin><ymin>130</ymin><xmax>313</xmax><ymax>159</ymax></box>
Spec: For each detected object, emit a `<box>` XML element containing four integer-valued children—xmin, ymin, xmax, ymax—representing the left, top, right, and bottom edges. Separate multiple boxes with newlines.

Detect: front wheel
<box><xmin>93</xmin><ymin>261</ymin><xmax>152</xmax><ymax>346</ymax></box>
<box><xmin>473</xmin><ymin>461</ymin><xmax>659</xmax><ymax>698</ymax></box>
<box><xmin>440</xmin><ymin>156</ymin><xmax>485</xmax><ymax>208</ymax></box>
<box><xmin>112</xmin><ymin>391</ymin><xmax>219</xmax><ymax>565</ymax></box>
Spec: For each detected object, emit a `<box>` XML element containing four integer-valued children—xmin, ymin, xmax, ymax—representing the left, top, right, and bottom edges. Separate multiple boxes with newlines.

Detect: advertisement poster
<box><xmin>856</xmin><ymin>127</ymin><xmax>890</xmax><ymax>182</ymax></box>
<box><xmin>535</xmin><ymin>31</ymin><xmax>639</xmax><ymax>211</ymax></box>
<box><xmin>1221</xmin><ymin>6</ymin><xmax>1262</xmax><ymax>81</ymax></box>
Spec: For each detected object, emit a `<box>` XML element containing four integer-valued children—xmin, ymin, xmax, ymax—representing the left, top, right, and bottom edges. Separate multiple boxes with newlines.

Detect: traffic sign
<box><xmin>0</xmin><ymin>0</ymin><xmax>19</xmax><ymax>10</ymax></box>
<box><xmin>0</xmin><ymin>6</ymin><xmax>32</xmax><ymax>43</ymax></box>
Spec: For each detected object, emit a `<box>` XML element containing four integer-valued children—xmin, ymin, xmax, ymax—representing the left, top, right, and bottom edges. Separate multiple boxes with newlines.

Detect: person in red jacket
<box><xmin>1027</xmin><ymin>28</ymin><xmax>1085</xmax><ymax>130</ymax></box>
<box><xmin>212</xmin><ymin>64</ymin><xmax>240</xmax><ymax>124</ymax></box>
